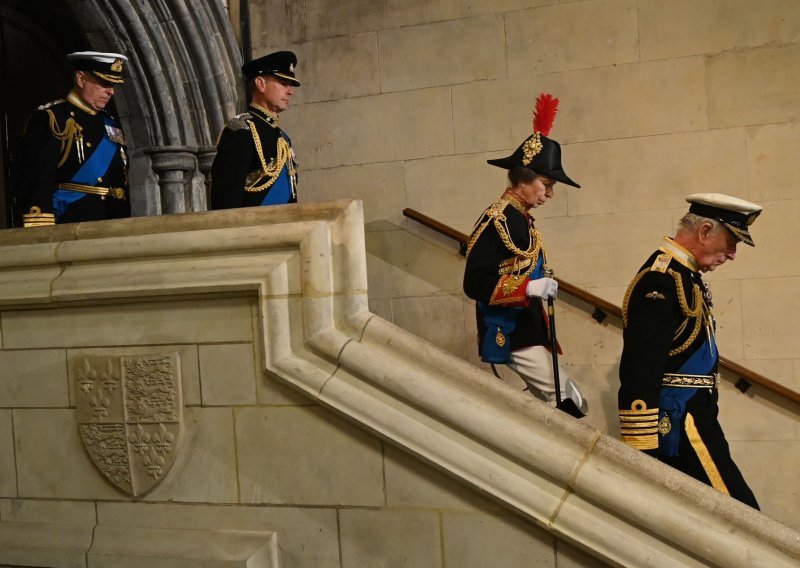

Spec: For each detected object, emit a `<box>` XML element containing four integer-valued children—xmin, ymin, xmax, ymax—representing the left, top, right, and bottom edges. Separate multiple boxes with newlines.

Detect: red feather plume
<box><xmin>532</xmin><ymin>93</ymin><xmax>559</xmax><ymax>136</ymax></box>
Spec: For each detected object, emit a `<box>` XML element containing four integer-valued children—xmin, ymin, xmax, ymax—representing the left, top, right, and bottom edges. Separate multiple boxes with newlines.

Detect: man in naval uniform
<box><xmin>210</xmin><ymin>51</ymin><xmax>300</xmax><ymax>209</ymax></box>
<box><xmin>463</xmin><ymin>93</ymin><xmax>588</xmax><ymax>418</ymax></box>
<box><xmin>618</xmin><ymin>193</ymin><xmax>761</xmax><ymax>509</ymax></box>
<box><xmin>19</xmin><ymin>51</ymin><xmax>130</xmax><ymax>227</ymax></box>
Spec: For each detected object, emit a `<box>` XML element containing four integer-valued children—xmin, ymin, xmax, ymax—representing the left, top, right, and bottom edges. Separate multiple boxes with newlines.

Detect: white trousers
<box><xmin>507</xmin><ymin>345</ymin><xmax>588</xmax><ymax>413</ymax></box>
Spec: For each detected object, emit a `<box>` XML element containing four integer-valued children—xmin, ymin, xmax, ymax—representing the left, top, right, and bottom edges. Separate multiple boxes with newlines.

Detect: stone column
<box><xmin>145</xmin><ymin>146</ymin><xmax>197</xmax><ymax>214</ymax></box>
<box><xmin>197</xmin><ymin>146</ymin><xmax>217</xmax><ymax>210</ymax></box>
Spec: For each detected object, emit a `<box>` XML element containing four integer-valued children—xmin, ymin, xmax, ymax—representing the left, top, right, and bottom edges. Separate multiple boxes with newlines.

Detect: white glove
<box><xmin>525</xmin><ymin>277</ymin><xmax>558</xmax><ymax>299</ymax></box>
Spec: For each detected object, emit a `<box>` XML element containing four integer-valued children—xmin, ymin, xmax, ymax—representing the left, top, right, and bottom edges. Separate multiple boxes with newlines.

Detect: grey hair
<box><xmin>677</xmin><ymin>212</ymin><xmax>723</xmax><ymax>235</ymax></box>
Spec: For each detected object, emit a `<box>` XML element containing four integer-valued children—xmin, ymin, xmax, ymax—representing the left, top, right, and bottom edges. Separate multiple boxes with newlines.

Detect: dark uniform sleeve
<box><xmin>19</xmin><ymin>109</ymin><xmax>61</xmax><ymax>218</ymax></box>
<box><xmin>210</xmin><ymin>127</ymin><xmax>253</xmax><ymax>210</ymax></box>
<box><xmin>463</xmin><ymin>210</ymin><xmax>531</xmax><ymax>305</ymax></box>
<box><xmin>618</xmin><ymin>270</ymin><xmax>680</xmax><ymax>455</ymax></box>
<box><xmin>464</xmin><ymin>221</ymin><xmax>504</xmax><ymax>302</ymax></box>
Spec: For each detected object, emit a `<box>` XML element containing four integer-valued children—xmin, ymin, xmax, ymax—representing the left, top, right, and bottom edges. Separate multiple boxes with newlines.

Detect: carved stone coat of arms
<box><xmin>75</xmin><ymin>353</ymin><xmax>183</xmax><ymax>496</ymax></box>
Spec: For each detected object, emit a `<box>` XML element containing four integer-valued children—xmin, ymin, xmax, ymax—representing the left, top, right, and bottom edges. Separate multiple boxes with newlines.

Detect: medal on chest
<box><xmin>105</xmin><ymin>124</ymin><xmax>126</xmax><ymax>145</ymax></box>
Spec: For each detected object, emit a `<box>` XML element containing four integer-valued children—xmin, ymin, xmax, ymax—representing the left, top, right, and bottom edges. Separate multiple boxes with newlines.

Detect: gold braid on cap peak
<box><xmin>522</xmin><ymin>93</ymin><xmax>559</xmax><ymax>166</ymax></box>
<box><xmin>93</xmin><ymin>71</ymin><xmax>124</xmax><ymax>84</ymax></box>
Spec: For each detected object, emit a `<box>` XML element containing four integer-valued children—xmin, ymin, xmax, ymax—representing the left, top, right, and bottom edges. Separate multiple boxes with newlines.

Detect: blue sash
<box><xmin>261</xmin><ymin>167</ymin><xmax>292</xmax><ymax>205</ymax></box>
<box><xmin>260</xmin><ymin>131</ymin><xmax>294</xmax><ymax>206</ymax></box>
<box><xmin>531</xmin><ymin>255</ymin><xmax>544</xmax><ymax>279</ymax></box>
<box><xmin>53</xmin><ymin>190</ymin><xmax>86</xmax><ymax>219</ymax></box>
<box><xmin>659</xmin><ymin>334</ymin><xmax>718</xmax><ymax>456</ymax></box>
<box><xmin>53</xmin><ymin>115</ymin><xmax>120</xmax><ymax>219</ymax></box>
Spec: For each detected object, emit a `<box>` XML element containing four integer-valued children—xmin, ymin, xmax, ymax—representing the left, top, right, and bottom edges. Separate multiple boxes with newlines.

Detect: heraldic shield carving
<box><xmin>75</xmin><ymin>353</ymin><xmax>183</xmax><ymax>496</ymax></box>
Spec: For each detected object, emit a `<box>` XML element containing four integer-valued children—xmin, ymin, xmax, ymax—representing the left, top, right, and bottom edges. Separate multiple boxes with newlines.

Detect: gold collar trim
<box><xmin>502</xmin><ymin>191</ymin><xmax>530</xmax><ymax>216</ymax></box>
<box><xmin>67</xmin><ymin>91</ymin><xmax>97</xmax><ymax>115</ymax></box>
<box><xmin>249</xmin><ymin>102</ymin><xmax>279</xmax><ymax>126</ymax></box>
<box><xmin>659</xmin><ymin>237</ymin><xmax>699</xmax><ymax>271</ymax></box>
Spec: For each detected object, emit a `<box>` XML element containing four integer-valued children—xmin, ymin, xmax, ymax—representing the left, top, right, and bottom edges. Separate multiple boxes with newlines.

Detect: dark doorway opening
<box><xmin>0</xmin><ymin>0</ymin><xmax>85</xmax><ymax>228</ymax></box>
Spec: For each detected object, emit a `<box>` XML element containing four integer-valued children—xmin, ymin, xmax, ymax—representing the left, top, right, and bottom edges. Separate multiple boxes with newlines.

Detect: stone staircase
<box><xmin>0</xmin><ymin>201</ymin><xmax>797</xmax><ymax>567</ymax></box>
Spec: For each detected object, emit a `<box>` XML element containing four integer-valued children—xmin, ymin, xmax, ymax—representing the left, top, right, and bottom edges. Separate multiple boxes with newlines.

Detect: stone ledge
<box><xmin>0</xmin><ymin>521</ymin><xmax>92</xmax><ymax>568</ymax></box>
<box><xmin>0</xmin><ymin>521</ymin><xmax>278</xmax><ymax>568</ymax></box>
<box><xmin>88</xmin><ymin>526</ymin><xmax>278</xmax><ymax>567</ymax></box>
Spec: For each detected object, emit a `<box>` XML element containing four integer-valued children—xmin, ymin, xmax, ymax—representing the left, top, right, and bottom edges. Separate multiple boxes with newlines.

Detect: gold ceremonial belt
<box><xmin>58</xmin><ymin>182</ymin><xmax>126</xmax><ymax>200</ymax></box>
<box><xmin>498</xmin><ymin>256</ymin><xmax>532</xmax><ymax>275</ymax></box>
<box><xmin>662</xmin><ymin>372</ymin><xmax>719</xmax><ymax>389</ymax></box>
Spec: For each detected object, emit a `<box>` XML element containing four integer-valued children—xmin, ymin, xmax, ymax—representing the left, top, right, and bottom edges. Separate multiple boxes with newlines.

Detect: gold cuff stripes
<box><xmin>619</xmin><ymin>399</ymin><xmax>659</xmax><ymax>451</ymax></box>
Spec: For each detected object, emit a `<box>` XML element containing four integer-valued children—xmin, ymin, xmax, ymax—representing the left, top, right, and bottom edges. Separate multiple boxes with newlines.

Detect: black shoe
<box><xmin>557</xmin><ymin>398</ymin><xmax>587</xmax><ymax>419</ymax></box>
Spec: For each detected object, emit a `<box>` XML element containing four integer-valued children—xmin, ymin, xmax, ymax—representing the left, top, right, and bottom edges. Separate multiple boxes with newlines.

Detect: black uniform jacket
<box><xmin>619</xmin><ymin>239</ymin><xmax>712</xmax><ymax>447</ymax></box>
<box><xmin>463</xmin><ymin>192</ymin><xmax>549</xmax><ymax>354</ymax></box>
<box><xmin>210</xmin><ymin>103</ymin><xmax>297</xmax><ymax>209</ymax></box>
<box><xmin>19</xmin><ymin>91</ymin><xmax>129</xmax><ymax>225</ymax></box>
<box><xmin>619</xmin><ymin>237</ymin><xmax>758</xmax><ymax>508</ymax></box>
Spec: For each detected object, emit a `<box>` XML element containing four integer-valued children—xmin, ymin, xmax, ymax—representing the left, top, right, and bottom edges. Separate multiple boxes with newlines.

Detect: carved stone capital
<box><xmin>143</xmin><ymin>146</ymin><xmax>198</xmax><ymax>214</ymax></box>
<box><xmin>197</xmin><ymin>146</ymin><xmax>217</xmax><ymax>174</ymax></box>
<box><xmin>145</xmin><ymin>145</ymin><xmax>197</xmax><ymax>175</ymax></box>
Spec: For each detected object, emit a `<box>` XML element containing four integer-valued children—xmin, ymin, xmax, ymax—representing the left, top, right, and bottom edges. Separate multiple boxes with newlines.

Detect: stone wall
<box><xmin>249</xmin><ymin>0</ymin><xmax>800</xmax><ymax>528</ymax></box>
<box><xmin>0</xmin><ymin>296</ymin><xmax>594</xmax><ymax>567</ymax></box>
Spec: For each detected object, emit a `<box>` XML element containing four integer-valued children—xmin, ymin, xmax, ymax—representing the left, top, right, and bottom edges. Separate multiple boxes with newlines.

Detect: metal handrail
<box><xmin>403</xmin><ymin>207</ymin><xmax>800</xmax><ymax>407</ymax></box>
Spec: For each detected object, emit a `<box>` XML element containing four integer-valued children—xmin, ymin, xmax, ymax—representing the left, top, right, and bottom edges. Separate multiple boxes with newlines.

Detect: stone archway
<box><xmin>66</xmin><ymin>0</ymin><xmax>243</xmax><ymax>216</ymax></box>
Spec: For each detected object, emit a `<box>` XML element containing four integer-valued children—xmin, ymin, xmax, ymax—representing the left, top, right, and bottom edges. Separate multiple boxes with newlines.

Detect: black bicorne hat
<box><xmin>487</xmin><ymin>93</ymin><xmax>580</xmax><ymax>188</ymax></box>
<box><xmin>242</xmin><ymin>51</ymin><xmax>300</xmax><ymax>86</ymax></box>
<box><xmin>488</xmin><ymin>134</ymin><xmax>580</xmax><ymax>188</ymax></box>
<box><xmin>67</xmin><ymin>51</ymin><xmax>127</xmax><ymax>84</ymax></box>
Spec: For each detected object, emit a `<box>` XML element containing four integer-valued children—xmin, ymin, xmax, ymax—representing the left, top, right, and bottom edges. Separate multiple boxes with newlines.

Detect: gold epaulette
<box><xmin>23</xmin><ymin>206</ymin><xmax>55</xmax><ymax>228</ymax></box>
<box><xmin>465</xmin><ymin>195</ymin><xmax>543</xmax><ymax>268</ymax></box>
<box><xmin>465</xmin><ymin>199</ymin><xmax>512</xmax><ymax>257</ymax></box>
<box><xmin>649</xmin><ymin>253</ymin><xmax>671</xmax><ymax>273</ymax></box>
<box><xmin>619</xmin><ymin>400</ymin><xmax>659</xmax><ymax>451</ymax></box>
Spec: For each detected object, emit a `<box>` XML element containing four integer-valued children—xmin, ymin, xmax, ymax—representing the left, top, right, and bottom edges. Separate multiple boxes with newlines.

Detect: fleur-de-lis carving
<box><xmin>78</xmin><ymin>358</ymin><xmax>97</xmax><ymax>395</ymax></box>
<box><xmin>143</xmin><ymin>449</ymin><xmax>165</xmax><ymax>479</ymax></box>
<box><xmin>128</xmin><ymin>424</ymin><xmax>151</xmax><ymax>455</ymax></box>
<box><xmin>152</xmin><ymin>423</ymin><xmax>175</xmax><ymax>455</ymax></box>
<box><xmin>102</xmin><ymin>359</ymin><xmax>119</xmax><ymax>393</ymax></box>
<box><xmin>89</xmin><ymin>394</ymin><xmax>110</xmax><ymax>418</ymax></box>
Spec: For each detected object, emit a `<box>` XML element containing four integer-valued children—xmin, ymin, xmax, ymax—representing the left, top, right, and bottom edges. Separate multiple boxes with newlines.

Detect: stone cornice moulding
<box><xmin>0</xmin><ymin>201</ymin><xmax>797</xmax><ymax>567</ymax></box>
<box><xmin>0</xmin><ymin>520</ymin><xmax>278</xmax><ymax>567</ymax></box>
